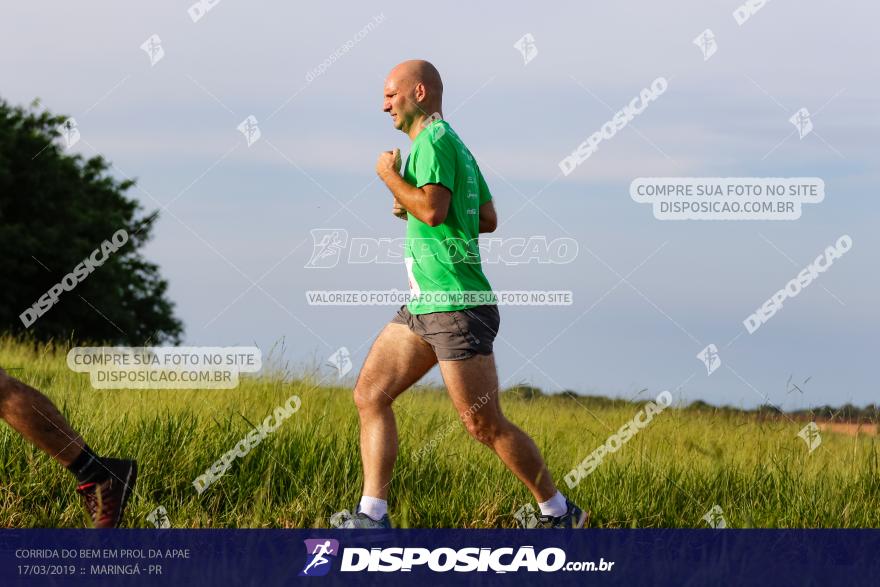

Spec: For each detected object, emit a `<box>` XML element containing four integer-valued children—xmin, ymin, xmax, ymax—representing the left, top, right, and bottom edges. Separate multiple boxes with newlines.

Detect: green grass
<box><xmin>1</xmin><ymin>338</ymin><xmax>878</xmax><ymax>528</ymax></box>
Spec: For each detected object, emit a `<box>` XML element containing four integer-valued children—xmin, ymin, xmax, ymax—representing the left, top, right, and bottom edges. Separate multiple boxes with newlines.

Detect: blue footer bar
<box><xmin>2</xmin><ymin>529</ymin><xmax>878</xmax><ymax>586</ymax></box>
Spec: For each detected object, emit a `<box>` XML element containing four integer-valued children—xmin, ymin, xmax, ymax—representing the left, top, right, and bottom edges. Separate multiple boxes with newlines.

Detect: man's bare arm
<box><xmin>479</xmin><ymin>200</ymin><xmax>497</xmax><ymax>233</ymax></box>
<box><xmin>392</xmin><ymin>197</ymin><xmax>408</xmax><ymax>219</ymax></box>
<box><xmin>382</xmin><ymin>175</ymin><xmax>450</xmax><ymax>226</ymax></box>
<box><xmin>376</xmin><ymin>149</ymin><xmax>450</xmax><ymax>226</ymax></box>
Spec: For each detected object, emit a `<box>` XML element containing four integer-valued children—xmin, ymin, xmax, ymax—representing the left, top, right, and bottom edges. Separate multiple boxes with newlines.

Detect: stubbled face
<box><xmin>383</xmin><ymin>74</ymin><xmax>420</xmax><ymax>132</ymax></box>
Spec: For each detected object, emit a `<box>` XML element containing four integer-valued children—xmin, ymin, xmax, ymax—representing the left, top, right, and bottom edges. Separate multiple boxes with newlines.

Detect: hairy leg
<box><xmin>0</xmin><ymin>368</ymin><xmax>85</xmax><ymax>466</ymax></box>
<box><xmin>438</xmin><ymin>354</ymin><xmax>556</xmax><ymax>501</ymax></box>
<box><xmin>353</xmin><ymin>323</ymin><xmax>437</xmax><ymax>500</ymax></box>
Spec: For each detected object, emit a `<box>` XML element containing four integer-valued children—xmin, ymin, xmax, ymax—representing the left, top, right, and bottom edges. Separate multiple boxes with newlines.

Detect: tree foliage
<box><xmin>0</xmin><ymin>98</ymin><xmax>183</xmax><ymax>344</ymax></box>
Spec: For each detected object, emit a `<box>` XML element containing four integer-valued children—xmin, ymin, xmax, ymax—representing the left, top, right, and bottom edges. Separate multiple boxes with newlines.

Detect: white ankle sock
<box><xmin>358</xmin><ymin>496</ymin><xmax>388</xmax><ymax>521</ymax></box>
<box><xmin>538</xmin><ymin>491</ymin><xmax>568</xmax><ymax>517</ymax></box>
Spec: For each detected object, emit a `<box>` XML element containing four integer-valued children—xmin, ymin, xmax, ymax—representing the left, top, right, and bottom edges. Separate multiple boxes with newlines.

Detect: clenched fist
<box><xmin>392</xmin><ymin>198</ymin><xmax>407</xmax><ymax>219</ymax></box>
<box><xmin>376</xmin><ymin>148</ymin><xmax>401</xmax><ymax>177</ymax></box>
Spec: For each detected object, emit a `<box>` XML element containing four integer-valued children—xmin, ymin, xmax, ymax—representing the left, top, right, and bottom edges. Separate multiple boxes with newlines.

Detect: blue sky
<box><xmin>3</xmin><ymin>1</ymin><xmax>877</xmax><ymax>409</ymax></box>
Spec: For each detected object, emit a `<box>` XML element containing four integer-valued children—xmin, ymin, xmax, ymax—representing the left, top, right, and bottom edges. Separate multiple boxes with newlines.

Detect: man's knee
<box><xmin>463</xmin><ymin>415</ymin><xmax>506</xmax><ymax>446</ymax></box>
<box><xmin>352</xmin><ymin>381</ymin><xmax>394</xmax><ymax>412</ymax></box>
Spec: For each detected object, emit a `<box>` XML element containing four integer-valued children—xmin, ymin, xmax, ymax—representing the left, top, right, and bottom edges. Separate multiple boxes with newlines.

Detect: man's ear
<box><xmin>414</xmin><ymin>82</ymin><xmax>426</xmax><ymax>103</ymax></box>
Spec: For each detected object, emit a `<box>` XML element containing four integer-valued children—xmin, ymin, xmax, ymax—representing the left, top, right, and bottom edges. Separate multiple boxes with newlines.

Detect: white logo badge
<box><xmin>237</xmin><ymin>115</ymin><xmax>261</xmax><ymax>147</ymax></box>
<box><xmin>789</xmin><ymin>108</ymin><xmax>813</xmax><ymax>139</ymax></box>
<box><xmin>305</xmin><ymin>229</ymin><xmax>348</xmax><ymax>268</ymax></box>
<box><xmin>57</xmin><ymin>118</ymin><xmax>80</xmax><ymax>149</ymax></box>
<box><xmin>702</xmin><ymin>505</ymin><xmax>727</xmax><ymax>529</ymax></box>
<box><xmin>513</xmin><ymin>503</ymin><xmax>539</xmax><ymax>528</ymax></box>
<box><xmin>513</xmin><ymin>33</ymin><xmax>538</xmax><ymax>65</ymax></box>
<box><xmin>327</xmin><ymin>347</ymin><xmax>352</xmax><ymax>378</ymax></box>
<box><xmin>693</xmin><ymin>29</ymin><xmax>717</xmax><ymax>61</ymax></box>
<box><xmin>696</xmin><ymin>344</ymin><xmax>721</xmax><ymax>376</ymax></box>
<box><xmin>146</xmin><ymin>506</ymin><xmax>171</xmax><ymax>528</ymax></box>
<box><xmin>423</xmin><ymin>112</ymin><xmax>445</xmax><ymax>142</ymax></box>
<box><xmin>797</xmin><ymin>422</ymin><xmax>822</xmax><ymax>454</ymax></box>
<box><xmin>329</xmin><ymin>509</ymin><xmax>352</xmax><ymax>528</ymax></box>
<box><xmin>140</xmin><ymin>34</ymin><xmax>165</xmax><ymax>66</ymax></box>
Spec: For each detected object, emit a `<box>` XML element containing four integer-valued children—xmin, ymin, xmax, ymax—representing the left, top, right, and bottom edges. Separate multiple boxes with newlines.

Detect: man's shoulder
<box><xmin>416</xmin><ymin>120</ymin><xmax>465</xmax><ymax>147</ymax></box>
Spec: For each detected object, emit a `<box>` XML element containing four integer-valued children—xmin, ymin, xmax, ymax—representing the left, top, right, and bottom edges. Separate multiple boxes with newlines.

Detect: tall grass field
<box><xmin>1</xmin><ymin>338</ymin><xmax>878</xmax><ymax>528</ymax></box>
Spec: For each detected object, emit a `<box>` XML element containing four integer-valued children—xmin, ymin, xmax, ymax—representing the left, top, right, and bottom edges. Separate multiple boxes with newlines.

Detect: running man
<box><xmin>302</xmin><ymin>540</ymin><xmax>335</xmax><ymax>575</ymax></box>
<box><xmin>342</xmin><ymin>60</ymin><xmax>585</xmax><ymax>528</ymax></box>
<box><xmin>0</xmin><ymin>367</ymin><xmax>137</xmax><ymax>527</ymax></box>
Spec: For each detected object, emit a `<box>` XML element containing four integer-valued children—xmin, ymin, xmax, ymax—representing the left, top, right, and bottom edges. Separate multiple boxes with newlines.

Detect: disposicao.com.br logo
<box><xmin>300</xmin><ymin>539</ymin><xmax>340</xmax><ymax>577</ymax></box>
<box><xmin>299</xmin><ymin>539</ymin><xmax>614</xmax><ymax>575</ymax></box>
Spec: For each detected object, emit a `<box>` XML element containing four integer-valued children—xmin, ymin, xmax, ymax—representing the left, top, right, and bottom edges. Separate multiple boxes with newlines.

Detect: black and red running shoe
<box><xmin>76</xmin><ymin>459</ymin><xmax>137</xmax><ymax>528</ymax></box>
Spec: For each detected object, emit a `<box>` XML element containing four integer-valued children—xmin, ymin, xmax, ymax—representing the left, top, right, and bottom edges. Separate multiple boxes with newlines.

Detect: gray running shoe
<box><xmin>339</xmin><ymin>509</ymin><xmax>392</xmax><ymax>529</ymax></box>
<box><xmin>534</xmin><ymin>499</ymin><xmax>588</xmax><ymax>528</ymax></box>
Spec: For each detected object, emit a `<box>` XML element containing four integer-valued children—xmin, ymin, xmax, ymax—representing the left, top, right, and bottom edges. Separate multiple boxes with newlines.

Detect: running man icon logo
<box><xmin>423</xmin><ymin>112</ymin><xmax>445</xmax><ymax>143</ymax></box>
<box><xmin>146</xmin><ymin>506</ymin><xmax>171</xmax><ymax>529</ymax></box>
<box><xmin>696</xmin><ymin>344</ymin><xmax>721</xmax><ymax>376</ymax></box>
<box><xmin>513</xmin><ymin>33</ymin><xmax>538</xmax><ymax>65</ymax></box>
<box><xmin>789</xmin><ymin>108</ymin><xmax>813</xmax><ymax>139</ymax></box>
<box><xmin>140</xmin><ymin>34</ymin><xmax>165</xmax><ymax>66</ymax></box>
<box><xmin>306</xmin><ymin>229</ymin><xmax>349</xmax><ymax>268</ymax></box>
<box><xmin>58</xmin><ymin>118</ymin><xmax>80</xmax><ymax>149</ymax></box>
<box><xmin>702</xmin><ymin>505</ymin><xmax>727</xmax><ymax>529</ymax></box>
<box><xmin>693</xmin><ymin>29</ymin><xmax>717</xmax><ymax>61</ymax></box>
<box><xmin>327</xmin><ymin>347</ymin><xmax>352</xmax><ymax>378</ymax></box>
<box><xmin>328</xmin><ymin>509</ymin><xmax>353</xmax><ymax>528</ymax></box>
<box><xmin>300</xmin><ymin>539</ymin><xmax>340</xmax><ymax>577</ymax></box>
<box><xmin>237</xmin><ymin>115</ymin><xmax>261</xmax><ymax>147</ymax></box>
<box><xmin>513</xmin><ymin>503</ymin><xmax>539</xmax><ymax>528</ymax></box>
<box><xmin>797</xmin><ymin>422</ymin><xmax>822</xmax><ymax>454</ymax></box>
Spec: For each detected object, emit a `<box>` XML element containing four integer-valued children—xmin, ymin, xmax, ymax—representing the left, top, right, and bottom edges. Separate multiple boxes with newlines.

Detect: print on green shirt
<box><xmin>402</xmin><ymin>119</ymin><xmax>497</xmax><ymax>314</ymax></box>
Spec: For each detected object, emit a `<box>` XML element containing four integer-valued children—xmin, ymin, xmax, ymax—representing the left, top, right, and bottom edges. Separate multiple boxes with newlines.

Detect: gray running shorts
<box><xmin>390</xmin><ymin>304</ymin><xmax>500</xmax><ymax>361</ymax></box>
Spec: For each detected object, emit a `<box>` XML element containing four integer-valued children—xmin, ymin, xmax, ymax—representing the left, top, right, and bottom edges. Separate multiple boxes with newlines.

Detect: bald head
<box><xmin>389</xmin><ymin>60</ymin><xmax>443</xmax><ymax>99</ymax></box>
<box><xmin>383</xmin><ymin>60</ymin><xmax>444</xmax><ymax>138</ymax></box>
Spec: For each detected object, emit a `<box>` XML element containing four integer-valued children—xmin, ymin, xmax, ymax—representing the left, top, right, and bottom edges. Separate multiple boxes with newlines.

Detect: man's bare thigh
<box><xmin>438</xmin><ymin>353</ymin><xmax>501</xmax><ymax>419</ymax></box>
<box><xmin>354</xmin><ymin>322</ymin><xmax>438</xmax><ymax>405</ymax></box>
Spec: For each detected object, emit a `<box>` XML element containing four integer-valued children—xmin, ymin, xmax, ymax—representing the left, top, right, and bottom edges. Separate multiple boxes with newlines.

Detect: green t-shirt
<box><xmin>402</xmin><ymin>119</ymin><xmax>496</xmax><ymax>314</ymax></box>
